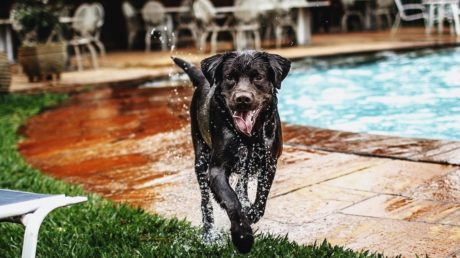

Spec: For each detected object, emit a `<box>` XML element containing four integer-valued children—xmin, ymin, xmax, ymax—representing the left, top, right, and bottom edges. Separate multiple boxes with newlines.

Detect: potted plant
<box><xmin>0</xmin><ymin>52</ymin><xmax>11</xmax><ymax>91</ymax></box>
<box><xmin>11</xmin><ymin>0</ymin><xmax>67</xmax><ymax>82</ymax></box>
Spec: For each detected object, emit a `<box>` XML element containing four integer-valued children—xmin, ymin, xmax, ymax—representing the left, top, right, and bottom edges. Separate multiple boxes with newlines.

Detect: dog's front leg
<box><xmin>208</xmin><ymin>165</ymin><xmax>253</xmax><ymax>253</ymax></box>
<box><xmin>247</xmin><ymin>157</ymin><xmax>277</xmax><ymax>224</ymax></box>
<box><xmin>235</xmin><ymin>172</ymin><xmax>250</xmax><ymax>211</ymax></box>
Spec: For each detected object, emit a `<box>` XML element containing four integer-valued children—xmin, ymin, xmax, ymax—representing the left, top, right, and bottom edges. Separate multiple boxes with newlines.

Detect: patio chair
<box><xmin>341</xmin><ymin>0</ymin><xmax>365</xmax><ymax>31</ymax></box>
<box><xmin>271</xmin><ymin>0</ymin><xmax>298</xmax><ymax>48</ymax></box>
<box><xmin>91</xmin><ymin>3</ymin><xmax>106</xmax><ymax>61</ymax></box>
<box><xmin>233</xmin><ymin>0</ymin><xmax>261</xmax><ymax>50</ymax></box>
<box><xmin>0</xmin><ymin>189</ymin><xmax>87</xmax><ymax>258</ymax></box>
<box><xmin>68</xmin><ymin>3</ymin><xmax>100</xmax><ymax>70</ymax></box>
<box><xmin>392</xmin><ymin>0</ymin><xmax>428</xmax><ymax>34</ymax></box>
<box><xmin>193</xmin><ymin>0</ymin><xmax>236</xmax><ymax>53</ymax></box>
<box><xmin>122</xmin><ymin>1</ymin><xmax>142</xmax><ymax>50</ymax></box>
<box><xmin>141</xmin><ymin>0</ymin><xmax>172</xmax><ymax>52</ymax></box>
<box><xmin>174</xmin><ymin>0</ymin><xmax>199</xmax><ymax>48</ymax></box>
<box><xmin>372</xmin><ymin>0</ymin><xmax>394</xmax><ymax>29</ymax></box>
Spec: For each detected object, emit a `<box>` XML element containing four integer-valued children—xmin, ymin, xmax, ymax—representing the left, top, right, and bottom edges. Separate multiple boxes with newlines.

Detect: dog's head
<box><xmin>201</xmin><ymin>51</ymin><xmax>291</xmax><ymax>136</ymax></box>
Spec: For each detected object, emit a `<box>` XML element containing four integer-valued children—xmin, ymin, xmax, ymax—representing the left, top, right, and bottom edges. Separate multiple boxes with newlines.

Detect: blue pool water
<box><xmin>279</xmin><ymin>48</ymin><xmax>460</xmax><ymax>141</ymax></box>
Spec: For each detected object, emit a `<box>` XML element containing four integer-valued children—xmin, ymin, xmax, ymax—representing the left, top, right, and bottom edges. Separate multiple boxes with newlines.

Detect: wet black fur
<box><xmin>172</xmin><ymin>51</ymin><xmax>290</xmax><ymax>253</ymax></box>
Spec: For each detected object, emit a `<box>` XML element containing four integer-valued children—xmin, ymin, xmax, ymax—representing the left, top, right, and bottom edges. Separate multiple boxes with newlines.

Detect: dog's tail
<box><xmin>171</xmin><ymin>57</ymin><xmax>210</xmax><ymax>90</ymax></box>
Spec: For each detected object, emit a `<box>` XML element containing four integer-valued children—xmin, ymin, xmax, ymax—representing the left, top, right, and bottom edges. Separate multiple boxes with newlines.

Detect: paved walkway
<box><xmin>18</xmin><ymin>86</ymin><xmax>460</xmax><ymax>257</ymax></box>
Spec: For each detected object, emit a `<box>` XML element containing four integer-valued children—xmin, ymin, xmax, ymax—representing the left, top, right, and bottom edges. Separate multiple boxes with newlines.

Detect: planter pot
<box><xmin>18</xmin><ymin>42</ymin><xmax>67</xmax><ymax>82</ymax></box>
<box><xmin>0</xmin><ymin>52</ymin><xmax>11</xmax><ymax>92</ymax></box>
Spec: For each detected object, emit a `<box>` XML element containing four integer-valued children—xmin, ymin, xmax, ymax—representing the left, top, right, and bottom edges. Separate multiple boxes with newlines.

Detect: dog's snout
<box><xmin>234</xmin><ymin>93</ymin><xmax>253</xmax><ymax>106</ymax></box>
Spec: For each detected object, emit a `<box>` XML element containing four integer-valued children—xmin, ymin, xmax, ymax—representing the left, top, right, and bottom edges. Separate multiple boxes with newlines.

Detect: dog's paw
<box><xmin>230</xmin><ymin>221</ymin><xmax>254</xmax><ymax>253</ymax></box>
<box><xmin>202</xmin><ymin>228</ymin><xmax>223</xmax><ymax>244</ymax></box>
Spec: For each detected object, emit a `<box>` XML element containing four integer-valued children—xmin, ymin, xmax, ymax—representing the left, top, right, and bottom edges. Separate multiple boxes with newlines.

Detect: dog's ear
<box><xmin>201</xmin><ymin>53</ymin><xmax>228</xmax><ymax>85</ymax></box>
<box><xmin>266</xmin><ymin>53</ymin><xmax>291</xmax><ymax>89</ymax></box>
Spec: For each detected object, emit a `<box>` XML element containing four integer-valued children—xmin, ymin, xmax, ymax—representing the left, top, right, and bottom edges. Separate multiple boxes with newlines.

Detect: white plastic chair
<box><xmin>69</xmin><ymin>3</ymin><xmax>100</xmax><ymax>70</ymax></box>
<box><xmin>270</xmin><ymin>0</ymin><xmax>298</xmax><ymax>48</ymax></box>
<box><xmin>233</xmin><ymin>0</ymin><xmax>261</xmax><ymax>50</ymax></box>
<box><xmin>141</xmin><ymin>1</ymin><xmax>171</xmax><ymax>52</ymax></box>
<box><xmin>91</xmin><ymin>3</ymin><xmax>106</xmax><ymax>60</ymax></box>
<box><xmin>392</xmin><ymin>0</ymin><xmax>428</xmax><ymax>33</ymax></box>
<box><xmin>0</xmin><ymin>189</ymin><xmax>87</xmax><ymax>258</ymax></box>
<box><xmin>122</xmin><ymin>1</ymin><xmax>141</xmax><ymax>50</ymax></box>
<box><xmin>373</xmin><ymin>0</ymin><xmax>394</xmax><ymax>29</ymax></box>
<box><xmin>193</xmin><ymin>0</ymin><xmax>236</xmax><ymax>53</ymax></box>
<box><xmin>174</xmin><ymin>0</ymin><xmax>199</xmax><ymax>48</ymax></box>
<box><xmin>341</xmin><ymin>0</ymin><xmax>365</xmax><ymax>31</ymax></box>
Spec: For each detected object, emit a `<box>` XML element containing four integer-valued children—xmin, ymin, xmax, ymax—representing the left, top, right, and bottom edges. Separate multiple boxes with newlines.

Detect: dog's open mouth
<box><xmin>232</xmin><ymin>109</ymin><xmax>260</xmax><ymax>136</ymax></box>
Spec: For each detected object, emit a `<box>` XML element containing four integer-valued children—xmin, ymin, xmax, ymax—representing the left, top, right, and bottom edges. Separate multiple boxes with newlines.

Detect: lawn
<box><xmin>0</xmin><ymin>92</ymin><xmax>388</xmax><ymax>257</ymax></box>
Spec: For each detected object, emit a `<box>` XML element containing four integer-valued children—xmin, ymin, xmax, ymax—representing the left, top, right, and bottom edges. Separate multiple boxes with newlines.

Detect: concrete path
<box><xmin>19</xmin><ymin>86</ymin><xmax>460</xmax><ymax>257</ymax></box>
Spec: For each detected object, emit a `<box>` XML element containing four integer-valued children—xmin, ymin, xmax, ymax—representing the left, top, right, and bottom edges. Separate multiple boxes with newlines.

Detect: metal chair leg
<box><xmin>145</xmin><ymin>31</ymin><xmax>151</xmax><ymax>52</ymax></box>
<box><xmin>391</xmin><ymin>14</ymin><xmax>401</xmax><ymax>34</ymax></box>
<box><xmin>210</xmin><ymin>30</ymin><xmax>218</xmax><ymax>54</ymax></box>
<box><xmin>254</xmin><ymin>30</ymin><xmax>261</xmax><ymax>50</ymax></box>
<box><xmin>86</xmin><ymin>43</ymin><xmax>99</xmax><ymax>69</ymax></box>
<box><xmin>73</xmin><ymin>45</ymin><xmax>83</xmax><ymax>71</ymax></box>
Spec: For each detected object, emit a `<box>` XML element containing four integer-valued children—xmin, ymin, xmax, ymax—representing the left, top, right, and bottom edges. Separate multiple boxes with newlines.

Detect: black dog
<box><xmin>172</xmin><ymin>51</ymin><xmax>290</xmax><ymax>253</ymax></box>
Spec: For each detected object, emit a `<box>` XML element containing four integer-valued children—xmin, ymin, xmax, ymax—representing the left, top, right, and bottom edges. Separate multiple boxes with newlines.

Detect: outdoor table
<box><xmin>424</xmin><ymin>0</ymin><xmax>460</xmax><ymax>35</ymax></box>
<box><xmin>164</xmin><ymin>1</ymin><xmax>330</xmax><ymax>45</ymax></box>
<box><xmin>214</xmin><ymin>0</ymin><xmax>330</xmax><ymax>45</ymax></box>
<box><xmin>0</xmin><ymin>189</ymin><xmax>87</xmax><ymax>258</ymax></box>
<box><xmin>0</xmin><ymin>19</ymin><xmax>14</xmax><ymax>62</ymax></box>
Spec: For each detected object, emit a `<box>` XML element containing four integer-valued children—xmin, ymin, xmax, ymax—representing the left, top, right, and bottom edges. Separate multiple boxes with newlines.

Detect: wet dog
<box><xmin>172</xmin><ymin>51</ymin><xmax>290</xmax><ymax>253</ymax></box>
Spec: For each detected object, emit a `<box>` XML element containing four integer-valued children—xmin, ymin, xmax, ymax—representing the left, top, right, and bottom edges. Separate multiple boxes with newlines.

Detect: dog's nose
<box><xmin>235</xmin><ymin>93</ymin><xmax>253</xmax><ymax>106</ymax></box>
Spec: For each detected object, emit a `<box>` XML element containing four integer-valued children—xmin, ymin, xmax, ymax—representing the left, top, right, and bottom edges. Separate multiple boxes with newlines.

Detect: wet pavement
<box><xmin>19</xmin><ymin>85</ymin><xmax>460</xmax><ymax>257</ymax></box>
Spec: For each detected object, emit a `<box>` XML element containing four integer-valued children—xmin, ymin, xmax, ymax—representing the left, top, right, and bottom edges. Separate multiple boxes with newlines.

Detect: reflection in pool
<box><xmin>279</xmin><ymin>48</ymin><xmax>460</xmax><ymax>141</ymax></box>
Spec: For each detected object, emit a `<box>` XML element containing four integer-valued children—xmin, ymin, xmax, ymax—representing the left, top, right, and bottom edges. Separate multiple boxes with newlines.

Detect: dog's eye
<box><xmin>225</xmin><ymin>74</ymin><xmax>234</xmax><ymax>82</ymax></box>
<box><xmin>254</xmin><ymin>75</ymin><xmax>264</xmax><ymax>81</ymax></box>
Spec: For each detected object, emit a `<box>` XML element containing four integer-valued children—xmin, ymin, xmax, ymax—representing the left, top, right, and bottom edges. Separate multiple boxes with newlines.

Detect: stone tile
<box><xmin>405</xmin><ymin>169</ymin><xmax>460</xmax><ymax>203</ymax></box>
<box><xmin>287</xmin><ymin>213</ymin><xmax>460</xmax><ymax>257</ymax></box>
<box><xmin>324</xmin><ymin>159</ymin><xmax>456</xmax><ymax>195</ymax></box>
<box><xmin>271</xmin><ymin>145</ymin><xmax>385</xmax><ymax>197</ymax></box>
<box><xmin>265</xmin><ymin>185</ymin><xmax>376</xmax><ymax>224</ymax></box>
<box><xmin>439</xmin><ymin>209</ymin><xmax>460</xmax><ymax>227</ymax></box>
<box><xmin>341</xmin><ymin>194</ymin><xmax>460</xmax><ymax>224</ymax></box>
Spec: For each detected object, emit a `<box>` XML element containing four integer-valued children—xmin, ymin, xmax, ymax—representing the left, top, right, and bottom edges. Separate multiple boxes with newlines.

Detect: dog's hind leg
<box><xmin>194</xmin><ymin>141</ymin><xmax>217</xmax><ymax>242</ymax></box>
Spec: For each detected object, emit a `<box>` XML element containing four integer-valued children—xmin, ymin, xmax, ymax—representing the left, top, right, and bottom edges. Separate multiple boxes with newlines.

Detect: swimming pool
<box><xmin>278</xmin><ymin>47</ymin><xmax>460</xmax><ymax>141</ymax></box>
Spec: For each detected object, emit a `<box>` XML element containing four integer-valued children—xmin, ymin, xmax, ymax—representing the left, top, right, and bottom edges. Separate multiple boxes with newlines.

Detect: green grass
<box><xmin>0</xmin><ymin>93</ymin><xmax>389</xmax><ymax>257</ymax></box>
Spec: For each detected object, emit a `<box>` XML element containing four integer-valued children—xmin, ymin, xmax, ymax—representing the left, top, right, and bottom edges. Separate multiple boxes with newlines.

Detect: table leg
<box><xmin>364</xmin><ymin>2</ymin><xmax>372</xmax><ymax>30</ymax></box>
<box><xmin>451</xmin><ymin>3</ymin><xmax>460</xmax><ymax>36</ymax></box>
<box><xmin>6</xmin><ymin>25</ymin><xmax>13</xmax><ymax>62</ymax></box>
<box><xmin>296</xmin><ymin>7</ymin><xmax>311</xmax><ymax>45</ymax></box>
<box><xmin>438</xmin><ymin>4</ymin><xmax>445</xmax><ymax>34</ymax></box>
<box><xmin>427</xmin><ymin>5</ymin><xmax>435</xmax><ymax>34</ymax></box>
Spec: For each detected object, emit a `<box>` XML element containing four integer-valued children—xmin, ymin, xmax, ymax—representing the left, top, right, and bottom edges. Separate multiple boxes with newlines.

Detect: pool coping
<box><xmin>10</xmin><ymin>42</ymin><xmax>460</xmax><ymax>166</ymax></box>
<box><xmin>282</xmin><ymin>124</ymin><xmax>460</xmax><ymax>166</ymax></box>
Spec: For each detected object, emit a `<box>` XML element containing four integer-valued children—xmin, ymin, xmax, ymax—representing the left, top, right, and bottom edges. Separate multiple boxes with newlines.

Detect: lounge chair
<box><xmin>0</xmin><ymin>189</ymin><xmax>87</xmax><ymax>258</ymax></box>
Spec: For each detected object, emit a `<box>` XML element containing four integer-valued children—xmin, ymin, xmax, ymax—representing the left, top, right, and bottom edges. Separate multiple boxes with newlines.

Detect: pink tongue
<box><xmin>233</xmin><ymin>112</ymin><xmax>253</xmax><ymax>135</ymax></box>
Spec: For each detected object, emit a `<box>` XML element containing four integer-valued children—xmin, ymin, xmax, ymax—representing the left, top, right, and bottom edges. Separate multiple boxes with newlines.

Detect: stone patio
<box><xmin>17</xmin><ymin>84</ymin><xmax>460</xmax><ymax>257</ymax></box>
